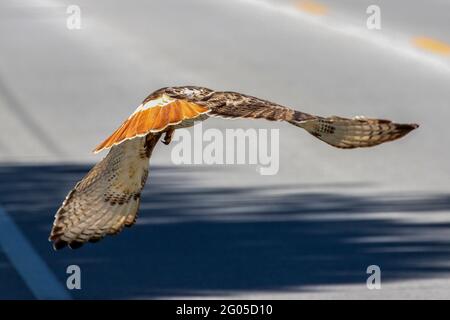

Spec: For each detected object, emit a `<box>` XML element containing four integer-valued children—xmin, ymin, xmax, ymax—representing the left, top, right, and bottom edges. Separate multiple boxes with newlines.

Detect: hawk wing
<box><xmin>50</xmin><ymin>134</ymin><xmax>161</xmax><ymax>250</ymax></box>
<box><xmin>290</xmin><ymin>116</ymin><xmax>419</xmax><ymax>149</ymax></box>
<box><xmin>94</xmin><ymin>95</ymin><xmax>209</xmax><ymax>153</ymax></box>
<box><xmin>202</xmin><ymin>91</ymin><xmax>418</xmax><ymax>148</ymax></box>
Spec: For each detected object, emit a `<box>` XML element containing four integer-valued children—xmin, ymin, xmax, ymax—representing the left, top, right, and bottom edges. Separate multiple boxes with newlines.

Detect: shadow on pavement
<box><xmin>0</xmin><ymin>164</ymin><xmax>450</xmax><ymax>299</ymax></box>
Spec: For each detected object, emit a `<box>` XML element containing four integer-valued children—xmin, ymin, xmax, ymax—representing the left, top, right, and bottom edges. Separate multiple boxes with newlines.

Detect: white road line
<box><xmin>234</xmin><ymin>0</ymin><xmax>450</xmax><ymax>74</ymax></box>
<box><xmin>0</xmin><ymin>206</ymin><xmax>71</xmax><ymax>300</ymax></box>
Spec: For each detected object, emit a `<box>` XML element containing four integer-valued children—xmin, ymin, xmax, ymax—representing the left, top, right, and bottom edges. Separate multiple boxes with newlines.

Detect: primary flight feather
<box><xmin>50</xmin><ymin>86</ymin><xmax>418</xmax><ymax>250</ymax></box>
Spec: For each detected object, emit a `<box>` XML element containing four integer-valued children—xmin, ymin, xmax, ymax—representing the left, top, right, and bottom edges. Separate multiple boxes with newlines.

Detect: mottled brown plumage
<box><xmin>50</xmin><ymin>86</ymin><xmax>418</xmax><ymax>250</ymax></box>
<box><xmin>50</xmin><ymin>134</ymin><xmax>161</xmax><ymax>249</ymax></box>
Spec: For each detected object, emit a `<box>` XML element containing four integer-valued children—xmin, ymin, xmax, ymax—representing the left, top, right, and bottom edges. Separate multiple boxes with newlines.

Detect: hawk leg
<box><xmin>162</xmin><ymin>128</ymin><xmax>175</xmax><ymax>145</ymax></box>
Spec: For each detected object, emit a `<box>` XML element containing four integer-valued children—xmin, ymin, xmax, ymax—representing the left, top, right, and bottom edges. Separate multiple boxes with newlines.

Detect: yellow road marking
<box><xmin>295</xmin><ymin>0</ymin><xmax>328</xmax><ymax>16</ymax></box>
<box><xmin>413</xmin><ymin>37</ymin><xmax>450</xmax><ymax>56</ymax></box>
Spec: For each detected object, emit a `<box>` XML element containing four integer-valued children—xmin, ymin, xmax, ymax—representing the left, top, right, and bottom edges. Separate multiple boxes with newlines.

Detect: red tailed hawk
<box><xmin>49</xmin><ymin>86</ymin><xmax>418</xmax><ymax>250</ymax></box>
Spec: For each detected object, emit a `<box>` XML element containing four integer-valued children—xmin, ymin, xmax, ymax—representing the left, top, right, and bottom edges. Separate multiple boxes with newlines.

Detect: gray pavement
<box><xmin>0</xmin><ymin>0</ymin><xmax>449</xmax><ymax>299</ymax></box>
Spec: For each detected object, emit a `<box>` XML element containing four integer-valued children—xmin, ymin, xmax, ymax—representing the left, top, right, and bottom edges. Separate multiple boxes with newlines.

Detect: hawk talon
<box><xmin>162</xmin><ymin>128</ymin><xmax>174</xmax><ymax>145</ymax></box>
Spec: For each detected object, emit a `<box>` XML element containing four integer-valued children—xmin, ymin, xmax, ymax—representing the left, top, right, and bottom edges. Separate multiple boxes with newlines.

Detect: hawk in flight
<box><xmin>50</xmin><ymin>86</ymin><xmax>418</xmax><ymax>250</ymax></box>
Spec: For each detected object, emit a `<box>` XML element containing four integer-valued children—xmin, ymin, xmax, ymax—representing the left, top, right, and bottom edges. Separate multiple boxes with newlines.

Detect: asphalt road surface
<box><xmin>0</xmin><ymin>0</ymin><xmax>449</xmax><ymax>299</ymax></box>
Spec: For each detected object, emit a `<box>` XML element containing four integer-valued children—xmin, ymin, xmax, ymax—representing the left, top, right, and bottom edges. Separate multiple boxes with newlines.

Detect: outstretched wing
<box><xmin>94</xmin><ymin>95</ymin><xmax>209</xmax><ymax>153</ymax></box>
<box><xmin>202</xmin><ymin>91</ymin><xmax>418</xmax><ymax>148</ymax></box>
<box><xmin>290</xmin><ymin>116</ymin><xmax>419</xmax><ymax>149</ymax></box>
<box><xmin>50</xmin><ymin>134</ymin><xmax>161</xmax><ymax>250</ymax></box>
<box><xmin>205</xmin><ymin>91</ymin><xmax>315</xmax><ymax>122</ymax></box>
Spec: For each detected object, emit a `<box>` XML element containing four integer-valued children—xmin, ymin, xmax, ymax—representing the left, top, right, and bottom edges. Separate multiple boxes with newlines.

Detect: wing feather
<box><xmin>167</xmin><ymin>103</ymin><xmax>181</xmax><ymax>124</ymax></box>
<box><xmin>94</xmin><ymin>98</ymin><xmax>209</xmax><ymax>153</ymax></box>
<box><xmin>50</xmin><ymin>134</ymin><xmax>161</xmax><ymax>249</ymax></box>
<box><xmin>292</xmin><ymin>116</ymin><xmax>418</xmax><ymax>148</ymax></box>
<box><xmin>149</xmin><ymin>105</ymin><xmax>164</xmax><ymax>131</ymax></box>
<box><xmin>180</xmin><ymin>101</ymin><xmax>197</xmax><ymax>118</ymax></box>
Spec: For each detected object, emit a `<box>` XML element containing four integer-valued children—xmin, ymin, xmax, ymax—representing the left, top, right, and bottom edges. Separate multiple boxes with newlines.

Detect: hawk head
<box><xmin>164</xmin><ymin>86</ymin><xmax>214</xmax><ymax>101</ymax></box>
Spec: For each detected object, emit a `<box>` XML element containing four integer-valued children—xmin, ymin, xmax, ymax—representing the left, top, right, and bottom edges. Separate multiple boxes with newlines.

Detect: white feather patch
<box><xmin>129</xmin><ymin>94</ymin><xmax>175</xmax><ymax>119</ymax></box>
